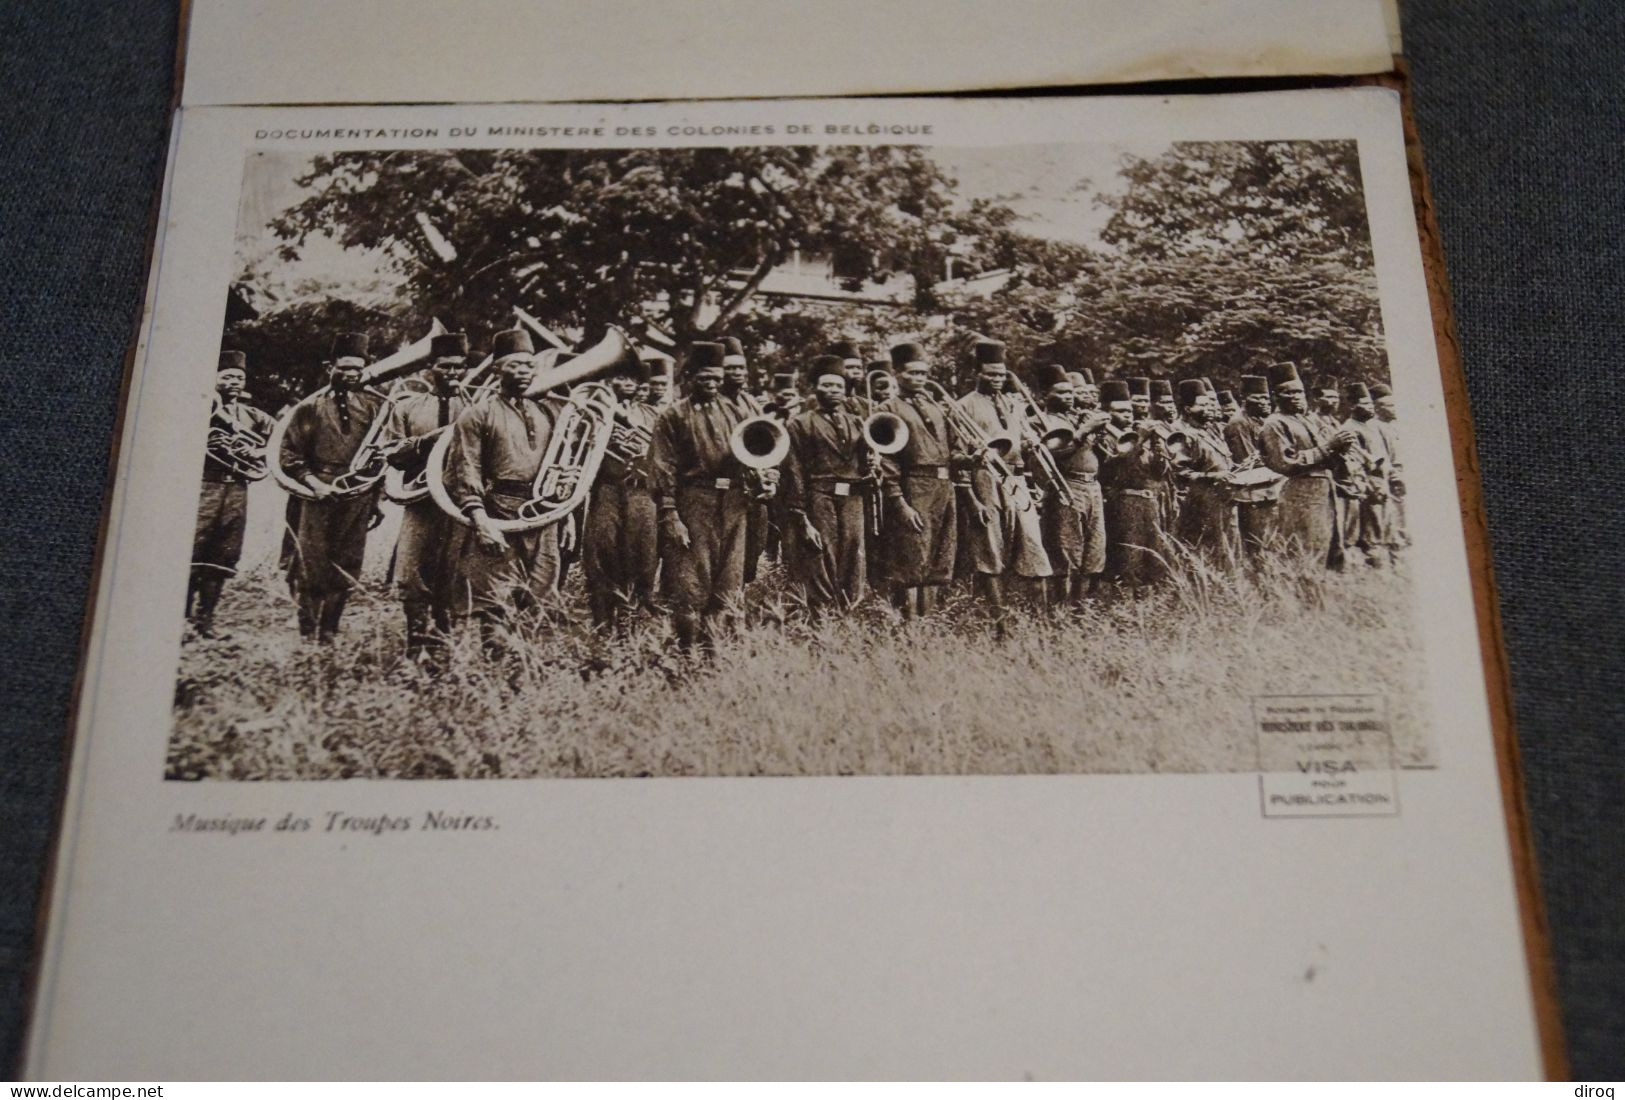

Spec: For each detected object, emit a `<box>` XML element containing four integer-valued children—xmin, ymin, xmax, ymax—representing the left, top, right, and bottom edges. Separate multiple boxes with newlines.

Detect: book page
<box><xmin>26</xmin><ymin>88</ymin><xmax>1542</xmax><ymax>1079</ymax></box>
<box><xmin>180</xmin><ymin>0</ymin><xmax>1395</xmax><ymax>107</ymax></box>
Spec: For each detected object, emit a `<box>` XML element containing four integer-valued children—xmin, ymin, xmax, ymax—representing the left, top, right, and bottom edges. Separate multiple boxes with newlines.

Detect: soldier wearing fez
<box><xmin>1337</xmin><ymin>381</ymin><xmax>1399</xmax><ymax>567</ymax></box>
<box><xmin>188</xmin><ymin>350</ymin><xmax>276</xmax><ymax>638</ymax></box>
<box><xmin>1258</xmin><ymin>362</ymin><xmax>1358</xmax><ymax>566</ymax></box>
<box><xmin>957</xmin><ymin>339</ymin><xmax>1052</xmax><ymax>610</ymax></box>
<box><xmin>649</xmin><ymin>340</ymin><xmax>773</xmax><ymax>650</ymax></box>
<box><xmin>878</xmin><ymin>342</ymin><xmax>966</xmax><ymax>620</ymax></box>
<box><xmin>581</xmin><ymin>351</ymin><xmax>659</xmax><ymax>630</ymax></box>
<box><xmin>782</xmin><ymin>354</ymin><xmax>872</xmax><ymax>612</ymax></box>
<box><xmin>384</xmin><ymin>330</ymin><xmax>474</xmax><ymax>658</ymax></box>
<box><xmin>1127</xmin><ymin>376</ymin><xmax>1152</xmax><ymax>424</ymax></box>
<box><xmin>720</xmin><ymin>336</ymin><xmax>771</xmax><ymax>584</ymax></box>
<box><xmin>278</xmin><ymin>332</ymin><xmax>385</xmax><ymax>643</ymax></box>
<box><xmin>1032</xmin><ymin>359</ymin><xmax>1110</xmax><ymax>605</ymax></box>
<box><xmin>1371</xmin><ymin>382</ymin><xmax>1407</xmax><ymax>551</ymax></box>
<box><xmin>1099</xmin><ymin>378</ymin><xmax>1172</xmax><ymax>589</ymax></box>
<box><xmin>830</xmin><ymin>339</ymin><xmax>869</xmax><ymax>415</ymax></box>
<box><xmin>441</xmin><ymin>328</ymin><xmax>562</xmax><ymax>651</ymax></box>
<box><xmin>1224</xmin><ymin>373</ymin><xmax>1283</xmax><ymax>558</ymax></box>
<box><xmin>1172</xmin><ymin>378</ymin><xmax>1240</xmax><ymax>564</ymax></box>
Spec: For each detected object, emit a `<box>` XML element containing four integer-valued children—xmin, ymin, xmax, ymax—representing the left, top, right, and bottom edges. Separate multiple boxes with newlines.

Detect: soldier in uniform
<box><xmin>1338</xmin><ymin>382</ymin><xmax>1396</xmax><ymax>567</ymax></box>
<box><xmin>1171</xmin><ymin>378</ymin><xmax>1240</xmax><ymax>565</ymax></box>
<box><xmin>1099</xmin><ymin>379</ymin><xmax>1171</xmax><ymax>590</ymax></box>
<box><xmin>720</xmin><ymin>336</ymin><xmax>771</xmax><ymax>584</ymax></box>
<box><xmin>645</xmin><ymin>358</ymin><xmax>673</xmax><ymax>408</ymax></box>
<box><xmin>866</xmin><ymin>361</ymin><xmax>896</xmax><ymax>404</ymax></box>
<box><xmin>1216</xmin><ymin>389</ymin><xmax>1240</xmax><ymax>425</ymax></box>
<box><xmin>1127</xmin><ymin>376</ymin><xmax>1152</xmax><ymax>424</ymax></box>
<box><xmin>830</xmin><ymin>340</ymin><xmax>869</xmax><ymax>415</ymax></box>
<box><xmin>188</xmin><ymin>350</ymin><xmax>276</xmax><ymax>638</ymax></box>
<box><xmin>278</xmin><ymin>332</ymin><xmax>386</xmax><ymax>643</ymax></box>
<box><xmin>1069</xmin><ymin>368</ymin><xmax>1100</xmax><ymax>412</ymax></box>
<box><xmin>782</xmin><ymin>355</ymin><xmax>871</xmax><ymax>612</ymax></box>
<box><xmin>1033</xmin><ymin>362</ymin><xmax>1110</xmax><ymax>605</ymax></box>
<box><xmin>383</xmin><ymin>331</ymin><xmax>474</xmax><ymax>659</ymax></box>
<box><xmin>648</xmin><ymin>341</ymin><xmax>768</xmax><ymax>650</ymax></box>
<box><xmin>440</xmin><ymin>328</ymin><xmax>562</xmax><ymax>652</ymax></box>
<box><xmin>1224</xmin><ymin>373</ymin><xmax>1283</xmax><ymax>559</ymax></box>
<box><xmin>1258</xmin><ymin>362</ymin><xmax>1357</xmax><ymax>567</ymax></box>
<box><xmin>957</xmin><ymin>339</ymin><xmax>1051</xmax><ymax>610</ymax></box>
<box><xmin>581</xmin><ymin>351</ymin><xmax>659</xmax><ymax>630</ymax></box>
<box><xmin>880</xmin><ymin>341</ymin><xmax>968</xmax><ymax>620</ymax></box>
<box><xmin>1372</xmin><ymin>382</ymin><xmax>1407</xmax><ymax>551</ymax></box>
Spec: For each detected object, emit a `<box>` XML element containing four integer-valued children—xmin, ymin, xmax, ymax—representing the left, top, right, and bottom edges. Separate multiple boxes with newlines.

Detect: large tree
<box><xmin>266</xmin><ymin>146</ymin><xmax>1010</xmax><ymax>348</ymax></box>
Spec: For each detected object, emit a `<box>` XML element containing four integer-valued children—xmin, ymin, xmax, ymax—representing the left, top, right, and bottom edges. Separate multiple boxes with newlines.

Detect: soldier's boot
<box><xmin>317</xmin><ymin>591</ymin><xmax>349</xmax><ymax>644</ymax></box>
<box><xmin>193</xmin><ymin>574</ymin><xmax>229</xmax><ymax>638</ymax></box>
<box><xmin>296</xmin><ymin>590</ymin><xmax>322</xmax><ymax>640</ymax></box>
<box><xmin>673</xmin><ymin>609</ymin><xmax>700</xmax><ymax>652</ymax></box>
<box><xmin>403</xmin><ymin>599</ymin><xmax>434</xmax><ymax>661</ymax></box>
<box><xmin>587</xmin><ymin>590</ymin><xmax>615</xmax><ymax>632</ymax></box>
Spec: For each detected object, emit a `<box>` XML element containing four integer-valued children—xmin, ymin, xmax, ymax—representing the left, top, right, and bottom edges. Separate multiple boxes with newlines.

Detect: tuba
<box><xmin>265</xmin><ymin>320</ymin><xmax>446</xmax><ymax>500</ymax></box>
<box><xmin>205</xmin><ymin>395</ymin><xmax>269</xmax><ymax>481</ymax></box>
<box><xmin>425</xmin><ymin>326</ymin><xmax>634</xmax><ymax>533</ymax></box>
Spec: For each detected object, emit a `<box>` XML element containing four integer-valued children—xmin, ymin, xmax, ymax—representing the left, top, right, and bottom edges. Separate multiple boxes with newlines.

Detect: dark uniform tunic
<box><xmin>277</xmin><ymin>388</ymin><xmax>386</xmax><ymax>604</ymax></box>
<box><xmin>582</xmin><ymin>399</ymin><xmax>660</xmax><ymax>613</ymax></box>
<box><xmin>1173</xmin><ymin>417</ymin><xmax>1239</xmax><ymax>562</ymax></box>
<box><xmin>783</xmin><ymin>405</ymin><xmax>870</xmax><ymax>609</ymax></box>
<box><xmin>880</xmin><ymin>393</ymin><xmax>963</xmax><ymax>587</ymax></box>
<box><xmin>1341</xmin><ymin>416</ymin><xmax>1395</xmax><ymax>558</ymax></box>
<box><xmin>385</xmin><ymin>389</ymin><xmax>468</xmax><ymax>609</ymax></box>
<box><xmin>1100</xmin><ymin>427</ymin><xmax>1171</xmax><ymax>586</ymax></box>
<box><xmin>194</xmin><ymin>399</ymin><xmax>275</xmax><ymax>576</ymax></box>
<box><xmin>648</xmin><ymin>394</ymin><xmax>753</xmax><ymax>617</ymax></box>
<box><xmin>1036</xmin><ymin>410</ymin><xmax>1107</xmax><ymax>576</ymax></box>
<box><xmin>956</xmin><ymin>390</ymin><xmax>1051</xmax><ymax>578</ymax></box>
<box><xmin>1259</xmin><ymin>411</ymin><xmax>1342</xmax><ymax>564</ymax></box>
<box><xmin>441</xmin><ymin>393</ymin><xmax>560</xmax><ymax>619</ymax></box>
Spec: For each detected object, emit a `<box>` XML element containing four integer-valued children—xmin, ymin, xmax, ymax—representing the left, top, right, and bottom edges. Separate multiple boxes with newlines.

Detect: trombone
<box><xmin>1005</xmin><ymin>374</ymin><xmax>1085</xmax><ymax>510</ymax></box>
<box><xmin>920</xmin><ymin>380</ymin><xmax>1017</xmax><ymax>479</ymax></box>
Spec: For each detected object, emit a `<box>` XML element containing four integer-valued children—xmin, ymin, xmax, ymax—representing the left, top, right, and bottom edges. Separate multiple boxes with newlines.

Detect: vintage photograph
<box><xmin>171</xmin><ymin>136</ymin><xmax>1427</xmax><ymax>780</ymax></box>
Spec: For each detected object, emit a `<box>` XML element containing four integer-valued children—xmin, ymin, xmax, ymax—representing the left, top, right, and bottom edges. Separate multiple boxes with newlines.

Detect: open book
<box><xmin>22</xmin><ymin>0</ymin><xmax>1562</xmax><ymax>1079</ymax></box>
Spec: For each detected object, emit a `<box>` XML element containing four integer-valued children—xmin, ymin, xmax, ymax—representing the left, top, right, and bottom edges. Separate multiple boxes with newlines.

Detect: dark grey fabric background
<box><xmin>1</xmin><ymin>1</ymin><xmax>1620</xmax><ymax>1080</ymax></box>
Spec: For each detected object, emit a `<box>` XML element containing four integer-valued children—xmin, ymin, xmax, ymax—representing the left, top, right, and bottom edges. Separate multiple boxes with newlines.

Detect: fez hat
<box><xmin>1150</xmin><ymin>379</ymin><xmax>1174</xmax><ymax>400</ymax></box>
<box><xmin>1315</xmin><ymin>376</ymin><xmax>1341</xmax><ymax>395</ymax></box>
<box><xmin>1371</xmin><ymin>382</ymin><xmax>1393</xmax><ymax>398</ymax></box>
<box><xmin>330</xmin><ymin>332</ymin><xmax>370</xmax><ymax>362</ymax></box>
<box><xmin>1200</xmin><ymin>377</ymin><xmax>1217</xmax><ymax>394</ymax></box>
<box><xmin>1268</xmin><ymin>362</ymin><xmax>1302</xmax><ymax>389</ymax></box>
<box><xmin>1127</xmin><ymin>377</ymin><xmax>1151</xmax><ymax>398</ymax></box>
<box><xmin>687</xmin><ymin>341</ymin><xmax>726</xmax><ymax>371</ymax></box>
<box><xmin>722</xmin><ymin>336</ymin><xmax>747</xmax><ymax>365</ymax></box>
<box><xmin>972</xmin><ymin>339</ymin><xmax>1006</xmax><ymax>365</ymax></box>
<box><xmin>1034</xmin><ymin>362</ymin><xmax>1070</xmax><ymax>391</ymax></box>
<box><xmin>429</xmin><ymin>332</ymin><xmax>470</xmax><ymax>361</ymax></box>
<box><xmin>828</xmin><ymin>339</ymin><xmax>862</xmax><ymax>363</ymax></box>
<box><xmin>1030</xmin><ymin>342</ymin><xmax>1069</xmax><ymax>369</ymax></box>
<box><xmin>610</xmin><ymin>349</ymin><xmax>651</xmax><ymax>382</ymax></box>
<box><xmin>1075</xmin><ymin>367</ymin><xmax>1096</xmax><ymax>386</ymax></box>
<box><xmin>491</xmin><ymin>328</ymin><xmax>535</xmax><ymax>361</ymax></box>
<box><xmin>808</xmin><ymin>354</ymin><xmax>847</xmax><ymax>383</ymax></box>
<box><xmin>1100</xmin><ymin>379</ymin><xmax>1132</xmax><ymax>404</ymax></box>
<box><xmin>889</xmin><ymin>341</ymin><xmax>927</xmax><ymax>368</ymax></box>
<box><xmin>771</xmin><ymin>371</ymin><xmax>798</xmax><ymax>390</ymax></box>
<box><xmin>1345</xmin><ymin>381</ymin><xmax>1371</xmax><ymax>401</ymax></box>
<box><xmin>1176</xmin><ymin>379</ymin><xmax>1208</xmax><ymax>406</ymax></box>
<box><xmin>866</xmin><ymin>359</ymin><xmax>892</xmax><ymax>375</ymax></box>
<box><xmin>641</xmin><ymin>352</ymin><xmax>672</xmax><ymax>376</ymax></box>
<box><xmin>1217</xmin><ymin>389</ymin><xmax>1238</xmax><ymax>408</ymax></box>
<box><xmin>218</xmin><ymin>349</ymin><xmax>247</xmax><ymax>373</ymax></box>
<box><xmin>1240</xmin><ymin>374</ymin><xmax>1270</xmax><ymax>397</ymax></box>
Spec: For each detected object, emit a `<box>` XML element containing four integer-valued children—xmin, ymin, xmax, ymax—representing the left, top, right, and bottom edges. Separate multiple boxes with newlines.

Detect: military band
<box><xmin>194</xmin><ymin>322</ymin><xmax>1410</xmax><ymax>655</ymax></box>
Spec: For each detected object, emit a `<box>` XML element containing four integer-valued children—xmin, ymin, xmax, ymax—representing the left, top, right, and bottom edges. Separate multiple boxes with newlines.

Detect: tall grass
<box><xmin>169</xmin><ymin>547</ymin><xmax>1431</xmax><ymax>780</ymax></box>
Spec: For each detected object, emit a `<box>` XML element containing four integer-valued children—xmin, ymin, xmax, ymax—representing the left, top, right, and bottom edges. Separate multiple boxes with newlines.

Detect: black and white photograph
<box><xmin>171</xmin><ymin>133</ymin><xmax>1426</xmax><ymax>781</ymax></box>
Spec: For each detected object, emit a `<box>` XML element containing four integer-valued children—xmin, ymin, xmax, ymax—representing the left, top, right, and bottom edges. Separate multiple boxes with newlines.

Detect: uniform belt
<box><xmin>492</xmin><ymin>478</ymin><xmax>534</xmax><ymax>495</ymax></box>
<box><xmin>682</xmin><ymin>476</ymin><xmax>734</xmax><ymax>491</ymax></box>
<box><xmin>1299</xmin><ymin>471</ymin><xmax>1333</xmax><ymax>481</ymax></box>
<box><xmin>813</xmin><ymin>479</ymin><xmax>859</xmax><ymax>496</ymax></box>
<box><xmin>202</xmin><ymin>470</ymin><xmax>245</xmax><ymax>484</ymax></box>
<box><xmin>1063</xmin><ymin>472</ymin><xmax>1098</xmax><ymax>485</ymax></box>
<box><xmin>905</xmin><ymin>465</ymin><xmax>951</xmax><ymax>479</ymax></box>
<box><xmin>1116</xmin><ymin>488</ymin><xmax>1157</xmax><ymax>499</ymax></box>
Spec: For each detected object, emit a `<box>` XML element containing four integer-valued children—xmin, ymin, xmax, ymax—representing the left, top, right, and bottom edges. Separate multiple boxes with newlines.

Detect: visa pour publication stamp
<box><xmin>1254</xmin><ymin>694</ymin><xmax>1399</xmax><ymax>818</ymax></box>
